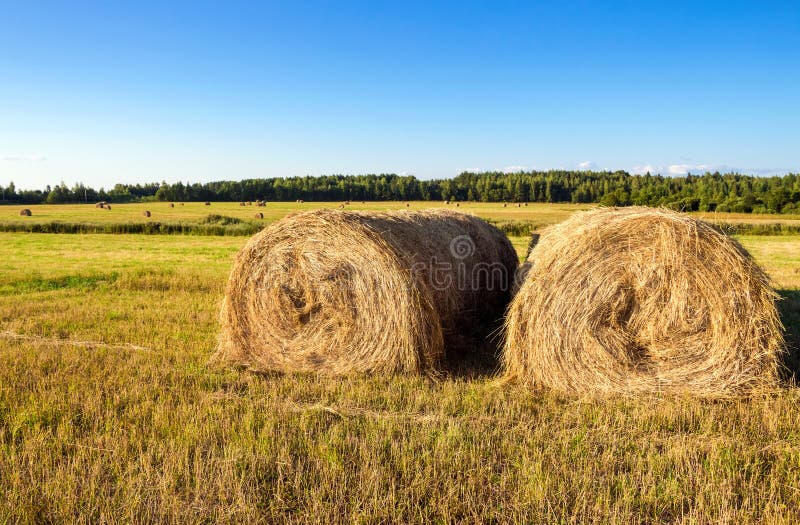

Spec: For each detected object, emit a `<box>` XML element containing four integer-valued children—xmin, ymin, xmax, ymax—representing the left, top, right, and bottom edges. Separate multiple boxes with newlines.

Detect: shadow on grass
<box><xmin>778</xmin><ymin>289</ymin><xmax>800</xmax><ymax>382</ymax></box>
<box><xmin>442</xmin><ymin>322</ymin><xmax>503</xmax><ymax>380</ymax></box>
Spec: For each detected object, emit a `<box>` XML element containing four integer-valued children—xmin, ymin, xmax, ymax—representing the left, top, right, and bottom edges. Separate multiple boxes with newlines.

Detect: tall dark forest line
<box><xmin>3</xmin><ymin>171</ymin><xmax>800</xmax><ymax>213</ymax></box>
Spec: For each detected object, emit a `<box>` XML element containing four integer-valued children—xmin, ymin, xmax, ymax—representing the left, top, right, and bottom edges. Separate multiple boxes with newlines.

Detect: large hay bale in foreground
<box><xmin>216</xmin><ymin>209</ymin><xmax>517</xmax><ymax>374</ymax></box>
<box><xmin>504</xmin><ymin>207</ymin><xmax>784</xmax><ymax>396</ymax></box>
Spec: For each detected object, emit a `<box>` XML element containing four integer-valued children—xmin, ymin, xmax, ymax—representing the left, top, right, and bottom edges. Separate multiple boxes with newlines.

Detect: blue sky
<box><xmin>1</xmin><ymin>1</ymin><xmax>799</xmax><ymax>189</ymax></box>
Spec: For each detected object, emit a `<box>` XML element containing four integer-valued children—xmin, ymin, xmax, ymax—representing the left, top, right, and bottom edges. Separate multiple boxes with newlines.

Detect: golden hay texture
<box><xmin>504</xmin><ymin>206</ymin><xmax>785</xmax><ymax>396</ymax></box>
<box><xmin>216</xmin><ymin>209</ymin><xmax>517</xmax><ymax>375</ymax></box>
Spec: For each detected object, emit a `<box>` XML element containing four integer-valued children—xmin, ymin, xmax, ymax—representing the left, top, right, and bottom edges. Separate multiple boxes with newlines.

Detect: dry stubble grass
<box><xmin>0</xmin><ymin>213</ymin><xmax>799</xmax><ymax>522</ymax></box>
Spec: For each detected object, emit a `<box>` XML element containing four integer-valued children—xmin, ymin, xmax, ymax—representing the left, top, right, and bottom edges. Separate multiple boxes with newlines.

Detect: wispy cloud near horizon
<box><xmin>631</xmin><ymin>163</ymin><xmax>792</xmax><ymax>176</ymax></box>
<box><xmin>501</xmin><ymin>165</ymin><xmax>529</xmax><ymax>173</ymax></box>
<box><xmin>1</xmin><ymin>154</ymin><xmax>47</xmax><ymax>162</ymax></box>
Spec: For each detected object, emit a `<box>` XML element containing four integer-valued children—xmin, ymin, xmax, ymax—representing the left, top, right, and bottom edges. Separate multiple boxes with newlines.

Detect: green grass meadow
<box><xmin>1</xmin><ymin>202</ymin><xmax>800</xmax><ymax>523</ymax></box>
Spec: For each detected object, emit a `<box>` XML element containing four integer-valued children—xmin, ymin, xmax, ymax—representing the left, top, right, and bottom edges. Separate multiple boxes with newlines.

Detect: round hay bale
<box><xmin>205</xmin><ymin>202</ymin><xmax>211</xmax><ymax>206</ymax></box>
<box><xmin>180</xmin><ymin>202</ymin><xmax>184</xmax><ymax>206</ymax></box>
<box><xmin>105</xmin><ymin>204</ymin><xmax>111</xmax><ymax>210</ymax></box>
<box><xmin>19</xmin><ymin>208</ymin><xmax>32</xmax><ymax>216</ymax></box>
<box><xmin>142</xmin><ymin>210</ymin><xmax>151</xmax><ymax>218</ymax></box>
<box><xmin>504</xmin><ymin>207</ymin><xmax>785</xmax><ymax>396</ymax></box>
<box><xmin>254</xmin><ymin>212</ymin><xmax>264</xmax><ymax>219</ymax></box>
<box><xmin>239</xmin><ymin>202</ymin><xmax>246</xmax><ymax>206</ymax></box>
<box><xmin>216</xmin><ymin>209</ymin><xmax>517</xmax><ymax>375</ymax></box>
<box><xmin>95</xmin><ymin>201</ymin><xmax>107</xmax><ymax>208</ymax></box>
<box><xmin>168</xmin><ymin>202</ymin><xmax>175</xmax><ymax>208</ymax></box>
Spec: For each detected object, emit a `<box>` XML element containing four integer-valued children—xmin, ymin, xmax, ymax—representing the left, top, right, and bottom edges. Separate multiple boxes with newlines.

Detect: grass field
<box><xmin>6</xmin><ymin>200</ymin><xmax>800</xmax><ymax>226</ymax></box>
<box><xmin>1</xmin><ymin>203</ymin><xmax>799</xmax><ymax>523</ymax></box>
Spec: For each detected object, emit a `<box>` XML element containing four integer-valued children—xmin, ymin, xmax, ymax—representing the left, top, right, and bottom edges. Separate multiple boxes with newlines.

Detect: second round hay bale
<box><xmin>19</xmin><ymin>208</ymin><xmax>32</xmax><ymax>216</ymax></box>
<box><xmin>504</xmin><ymin>206</ymin><xmax>785</xmax><ymax>396</ymax></box>
<box><xmin>142</xmin><ymin>210</ymin><xmax>151</xmax><ymax>217</ymax></box>
<box><xmin>216</xmin><ymin>209</ymin><xmax>518</xmax><ymax>375</ymax></box>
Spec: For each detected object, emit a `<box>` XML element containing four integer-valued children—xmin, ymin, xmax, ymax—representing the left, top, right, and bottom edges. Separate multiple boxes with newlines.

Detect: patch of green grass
<box><xmin>0</xmin><ymin>273</ymin><xmax>119</xmax><ymax>295</ymax></box>
<box><xmin>0</xmin><ymin>219</ymin><xmax>263</xmax><ymax>236</ymax></box>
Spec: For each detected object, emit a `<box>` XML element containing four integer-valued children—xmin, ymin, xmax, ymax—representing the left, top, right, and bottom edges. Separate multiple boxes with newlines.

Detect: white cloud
<box><xmin>1</xmin><ymin>154</ymin><xmax>46</xmax><ymax>162</ymax></box>
<box><xmin>578</xmin><ymin>160</ymin><xmax>597</xmax><ymax>170</ymax></box>
<box><xmin>502</xmin><ymin>165</ymin><xmax>528</xmax><ymax>173</ymax></box>
<box><xmin>631</xmin><ymin>164</ymin><xmax>659</xmax><ymax>174</ymax></box>
<box><xmin>667</xmin><ymin>163</ymin><xmax>710</xmax><ymax>175</ymax></box>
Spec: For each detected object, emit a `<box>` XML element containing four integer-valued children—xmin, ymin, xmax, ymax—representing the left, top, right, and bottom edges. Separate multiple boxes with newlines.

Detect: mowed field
<box><xmin>7</xmin><ymin>200</ymin><xmax>800</xmax><ymax>226</ymax></box>
<box><xmin>1</xmin><ymin>202</ymin><xmax>800</xmax><ymax>523</ymax></box>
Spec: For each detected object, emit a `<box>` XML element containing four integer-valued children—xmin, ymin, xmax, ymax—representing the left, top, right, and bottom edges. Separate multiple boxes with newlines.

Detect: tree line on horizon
<box><xmin>2</xmin><ymin>171</ymin><xmax>800</xmax><ymax>214</ymax></box>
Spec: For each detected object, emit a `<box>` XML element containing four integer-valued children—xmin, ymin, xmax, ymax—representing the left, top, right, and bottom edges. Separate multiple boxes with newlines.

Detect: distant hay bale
<box><xmin>169</xmin><ymin>203</ymin><xmax>175</xmax><ymax>208</ymax></box>
<box><xmin>216</xmin><ymin>209</ymin><xmax>517</xmax><ymax>375</ymax></box>
<box><xmin>105</xmin><ymin>204</ymin><xmax>111</xmax><ymax>210</ymax></box>
<box><xmin>95</xmin><ymin>201</ymin><xmax>107</xmax><ymax>208</ymax></box>
<box><xmin>239</xmin><ymin>202</ymin><xmax>246</xmax><ymax>206</ymax></box>
<box><xmin>254</xmin><ymin>212</ymin><xmax>264</xmax><ymax>219</ymax></box>
<box><xmin>142</xmin><ymin>210</ymin><xmax>151</xmax><ymax>217</ymax></box>
<box><xmin>504</xmin><ymin>207</ymin><xmax>785</xmax><ymax>396</ymax></box>
<box><xmin>205</xmin><ymin>202</ymin><xmax>211</xmax><ymax>206</ymax></box>
<box><xmin>180</xmin><ymin>202</ymin><xmax>184</xmax><ymax>206</ymax></box>
<box><xmin>19</xmin><ymin>209</ymin><xmax>32</xmax><ymax>216</ymax></box>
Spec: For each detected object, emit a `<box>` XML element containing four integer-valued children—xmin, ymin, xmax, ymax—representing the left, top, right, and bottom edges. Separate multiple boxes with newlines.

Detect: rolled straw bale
<box><xmin>504</xmin><ymin>206</ymin><xmax>784</xmax><ymax>396</ymax></box>
<box><xmin>216</xmin><ymin>209</ymin><xmax>517</xmax><ymax>374</ymax></box>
